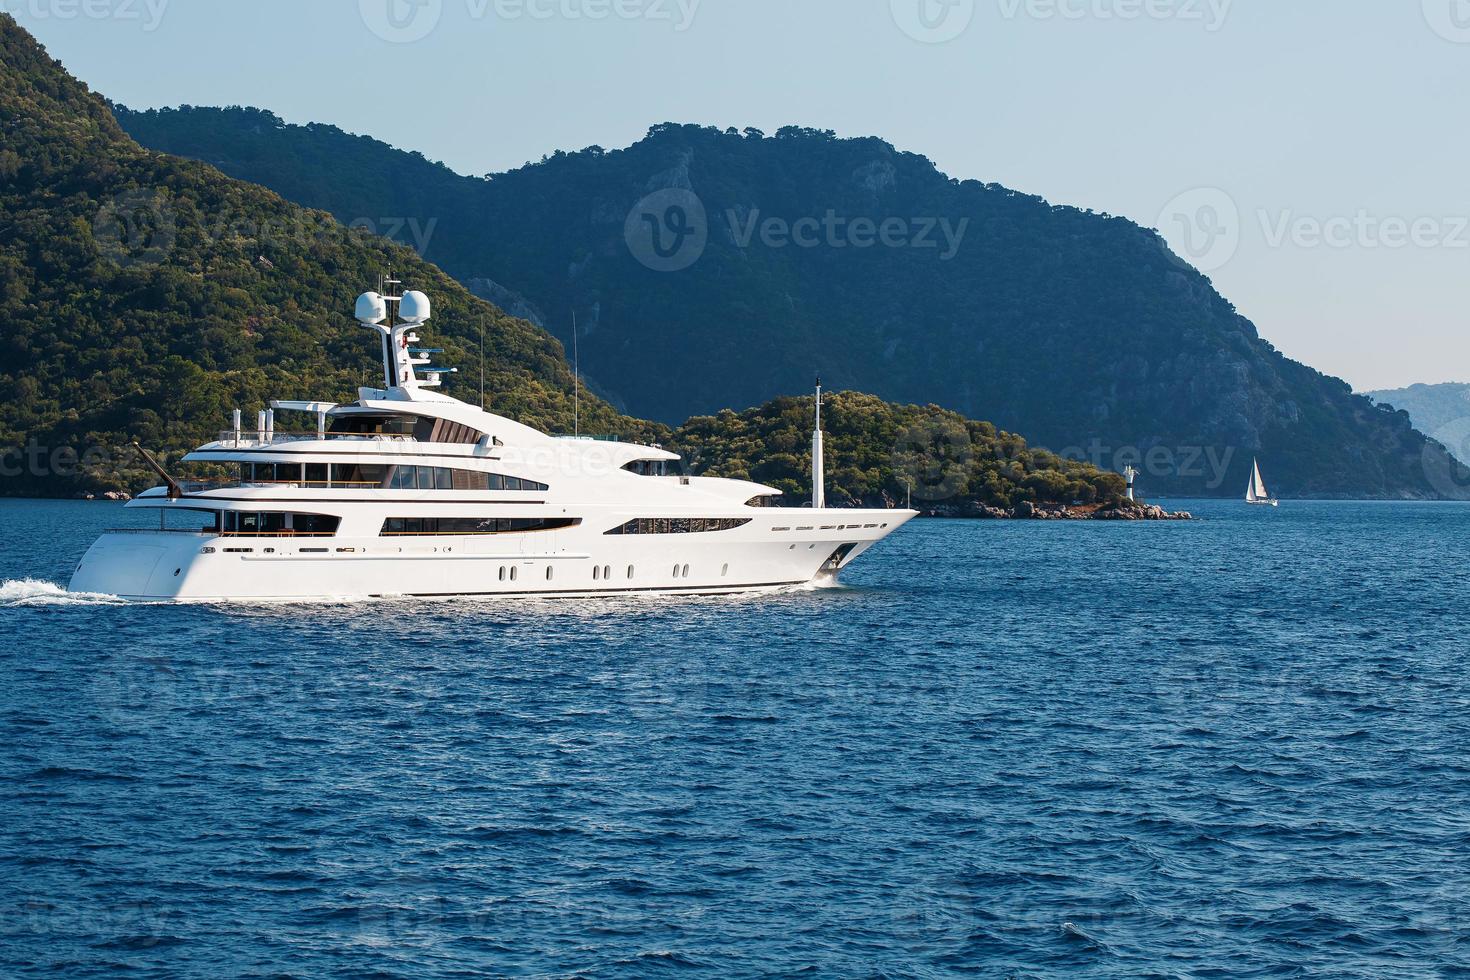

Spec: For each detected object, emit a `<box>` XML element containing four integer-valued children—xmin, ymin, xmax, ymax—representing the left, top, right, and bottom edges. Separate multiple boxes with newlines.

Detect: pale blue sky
<box><xmin>14</xmin><ymin>0</ymin><xmax>1470</xmax><ymax>391</ymax></box>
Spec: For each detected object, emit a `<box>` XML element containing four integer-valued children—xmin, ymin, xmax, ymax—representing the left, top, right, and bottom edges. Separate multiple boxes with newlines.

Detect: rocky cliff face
<box><xmin>114</xmin><ymin>111</ymin><xmax>1468</xmax><ymax>498</ymax></box>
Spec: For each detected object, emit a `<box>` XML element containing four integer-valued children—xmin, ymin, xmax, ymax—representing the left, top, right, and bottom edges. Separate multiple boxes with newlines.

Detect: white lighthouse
<box><xmin>1124</xmin><ymin>465</ymin><xmax>1138</xmax><ymax>501</ymax></box>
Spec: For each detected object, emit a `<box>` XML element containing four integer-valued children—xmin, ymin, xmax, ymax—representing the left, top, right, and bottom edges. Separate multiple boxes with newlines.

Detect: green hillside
<box><xmin>672</xmin><ymin>392</ymin><xmax>1125</xmax><ymax>511</ymax></box>
<box><xmin>0</xmin><ymin>14</ymin><xmax>649</xmax><ymax>497</ymax></box>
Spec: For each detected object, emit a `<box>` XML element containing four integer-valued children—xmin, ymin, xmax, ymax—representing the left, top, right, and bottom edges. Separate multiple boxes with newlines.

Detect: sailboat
<box><xmin>1245</xmin><ymin>458</ymin><xmax>1280</xmax><ymax>507</ymax></box>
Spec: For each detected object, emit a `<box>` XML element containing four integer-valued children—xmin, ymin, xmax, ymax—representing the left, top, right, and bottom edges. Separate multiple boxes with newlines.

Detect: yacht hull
<box><xmin>68</xmin><ymin>511</ymin><xmax>915</xmax><ymax>601</ymax></box>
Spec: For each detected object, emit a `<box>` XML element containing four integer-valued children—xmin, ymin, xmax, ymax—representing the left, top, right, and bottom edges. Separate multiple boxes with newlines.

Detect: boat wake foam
<box><xmin>0</xmin><ymin>579</ymin><xmax>121</xmax><ymax>607</ymax></box>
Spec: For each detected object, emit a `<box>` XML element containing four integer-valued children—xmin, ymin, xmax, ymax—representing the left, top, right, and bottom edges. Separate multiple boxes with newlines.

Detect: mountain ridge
<box><xmin>1</xmin><ymin>16</ymin><xmax>1139</xmax><ymax>514</ymax></box>
<box><xmin>1365</xmin><ymin>382</ymin><xmax>1470</xmax><ymax>467</ymax></box>
<box><xmin>115</xmin><ymin>105</ymin><xmax>1467</xmax><ymax>499</ymax></box>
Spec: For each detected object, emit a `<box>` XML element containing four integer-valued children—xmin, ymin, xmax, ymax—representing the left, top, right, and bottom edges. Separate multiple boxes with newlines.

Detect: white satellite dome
<box><xmin>355</xmin><ymin>291</ymin><xmax>387</xmax><ymax>325</ymax></box>
<box><xmin>398</xmin><ymin>290</ymin><xmax>432</xmax><ymax>324</ymax></box>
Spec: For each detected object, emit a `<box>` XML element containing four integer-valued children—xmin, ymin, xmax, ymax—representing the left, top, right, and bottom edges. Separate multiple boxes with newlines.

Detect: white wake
<box><xmin>0</xmin><ymin>579</ymin><xmax>121</xmax><ymax>607</ymax></box>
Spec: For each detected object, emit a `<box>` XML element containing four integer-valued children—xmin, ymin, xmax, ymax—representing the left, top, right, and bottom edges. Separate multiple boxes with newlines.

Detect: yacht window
<box><xmin>379</xmin><ymin>517</ymin><xmax>580</xmax><ymax>536</ymax></box>
<box><xmin>305</xmin><ymin>463</ymin><xmax>328</xmax><ymax>486</ymax></box>
<box><xmin>293</xmin><ymin>514</ymin><xmax>339</xmax><ymax>535</ymax></box>
<box><xmin>328</xmin><ymin>415</ymin><xmax>415</xmax><ymax>437</ymax></box>
<box><xmin>605</xmin><ymin>518</ymin><xmax>753</xmax><ymax>535</ymax></box>
<box><xmin>331</xmin><ymin>463</ymin><xmax>384</xmax><ymax>488</ymax></box>
<box><xmin>383</xmin><ymin>466</ymin><xmax>547</xmax><ymax>493</ymax></box>
<box><xmin>222</xmin><ymin>512</ymin><xmax>339</xmax><ymax>537</ymax></box>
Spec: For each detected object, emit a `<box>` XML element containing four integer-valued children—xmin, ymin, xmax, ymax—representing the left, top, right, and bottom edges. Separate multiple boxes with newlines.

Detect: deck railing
<box><xmin>213</xmin><ymin>431</ymin><xmax>415</xmax><ymax>446</ymax></box>
<box><xmin>176</xmin><ymin>479</ymin><xmax>383</xmax><ymax>493</ymax></box>
<box><xmin>105</xmin><ymin>528</ymin><xmax>336</xmax><ymax>537</ymax></box>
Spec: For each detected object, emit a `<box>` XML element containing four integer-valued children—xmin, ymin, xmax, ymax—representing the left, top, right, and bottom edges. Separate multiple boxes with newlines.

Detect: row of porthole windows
<box><xmin>499</xmin><ymin>563</ymin><xmax>734</xmax><ymax>585</ymax></box>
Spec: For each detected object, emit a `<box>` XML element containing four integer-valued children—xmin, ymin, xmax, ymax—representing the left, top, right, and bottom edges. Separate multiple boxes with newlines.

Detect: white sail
<box><xmin>1247</xmin><ymin>459</ymin><xmax>1274</xmax><ymax>504</ymax></box>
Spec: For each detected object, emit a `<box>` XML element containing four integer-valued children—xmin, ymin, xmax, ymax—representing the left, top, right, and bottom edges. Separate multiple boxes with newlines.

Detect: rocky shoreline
<box><xmin>916</xmin><ymin>499</ymin><xmax>1193</xmax><ymax>521</ymax></box>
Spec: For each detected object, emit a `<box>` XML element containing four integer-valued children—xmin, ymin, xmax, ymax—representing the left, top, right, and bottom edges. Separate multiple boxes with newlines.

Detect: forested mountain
<box><xmin>116</xmin><ymin>106</ymin><xmax>1468</xmax><ymax>498</ymax></box>
<box><xmin>0</xmin><ymin>16</ymin><xmax>1135</xmax><ymax>512</ymax></box>
<box><xmin>0</xmin><ymin>15</ymin><xmax>650</xmax><ymax>497</ymax></box>
<box><xmin>1365</xmin><ymin>383</ymin><xmax>1470</xmax><ymax>465</ymax></box>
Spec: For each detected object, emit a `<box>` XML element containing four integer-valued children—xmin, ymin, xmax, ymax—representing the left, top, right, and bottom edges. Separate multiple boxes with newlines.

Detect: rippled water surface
<box><xmin>3</xmin><ymin>498</ymin><xmax>1470</xmax><ymax>977</ymax></box>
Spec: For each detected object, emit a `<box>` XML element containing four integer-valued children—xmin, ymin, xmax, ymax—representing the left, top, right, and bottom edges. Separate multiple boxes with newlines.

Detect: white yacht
<box><xmin>68</xmin><ymin>283</ymin><xmax>917</xmax><ymax>601</ymax></box>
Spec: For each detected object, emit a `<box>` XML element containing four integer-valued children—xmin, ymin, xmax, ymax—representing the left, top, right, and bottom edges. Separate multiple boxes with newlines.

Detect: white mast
<box><xmin>572</xmin><ymin>310</ymin><xmax>580</xmax><ymax>439</ymax></box>
<box><xmin>812</xmin><ymin>377</ymin><xmax>826</xmax><ymax>510</ymax></box>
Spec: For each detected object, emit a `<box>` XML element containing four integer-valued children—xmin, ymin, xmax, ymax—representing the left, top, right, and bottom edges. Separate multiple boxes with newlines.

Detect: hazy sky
<box><xmin>12</xmin><ymin>0</ymin><xmax>1469</xmax><ymax>391</ymax></box>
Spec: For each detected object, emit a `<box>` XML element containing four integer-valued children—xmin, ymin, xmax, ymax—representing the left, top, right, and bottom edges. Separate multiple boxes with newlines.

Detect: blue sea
<box><xmin>2</xmin><ymin>498</ymin><xmax>1469</xmax><ymax>977</ymax></box>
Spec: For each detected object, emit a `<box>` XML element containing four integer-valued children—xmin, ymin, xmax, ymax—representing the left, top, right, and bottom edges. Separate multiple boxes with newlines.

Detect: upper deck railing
<box><xmin>213</xmin><ymin>431</ymin><xmax>416</xmax><ymax>447</ymax></box>
<box><xmin>172</xmin><ymin>479</ymin><xmax>383</xmax><ymax>494</ymax></box>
